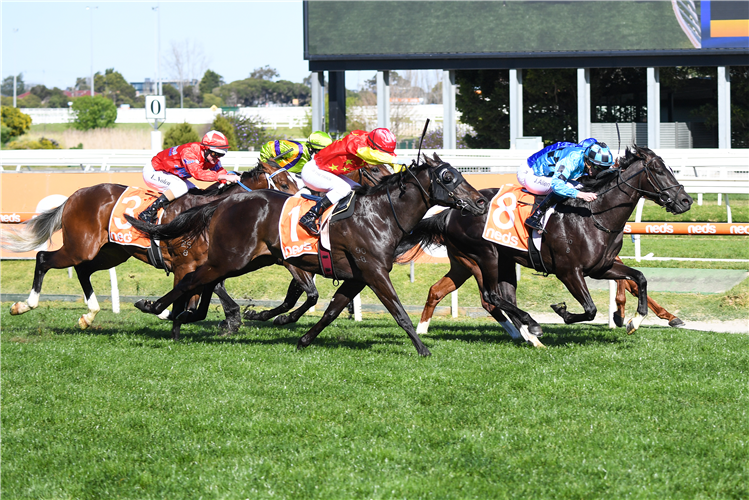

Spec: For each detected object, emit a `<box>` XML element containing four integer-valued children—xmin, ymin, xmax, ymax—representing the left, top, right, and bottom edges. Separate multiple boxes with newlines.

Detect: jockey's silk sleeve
<box><xmin>355</xmin><ymin>146</ymin><xmax>396</xmax><ymax>165</ymax></box>
<box><xmin>182</xmin><ymin>145</ymin><xmax>227</xmax><ymax>183</ymax></box>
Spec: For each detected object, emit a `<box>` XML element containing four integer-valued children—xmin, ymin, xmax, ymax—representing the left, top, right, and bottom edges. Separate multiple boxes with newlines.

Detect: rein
<box><xmin>590</xmin><ymin>155</ymin><xmax>683</xmax><ymax>233</ymax></box>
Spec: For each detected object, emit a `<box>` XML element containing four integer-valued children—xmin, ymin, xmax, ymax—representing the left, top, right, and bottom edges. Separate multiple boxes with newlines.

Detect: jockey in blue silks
<box><xmin>518</xmin><ymin>139</ymin><xmax>614</xmax><ymax>233</ymax></box>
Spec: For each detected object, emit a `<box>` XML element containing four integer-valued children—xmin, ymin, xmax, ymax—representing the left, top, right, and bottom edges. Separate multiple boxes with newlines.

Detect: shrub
<box><xmin>71</xmin><ymin>96</ymin><xmax>117</xmax><ymax>130</ymax></box>
<box><xmin>5</xmin><ymin>136</ymin><xmax>61</xmax><ymax>149</ymax></box>
<box><xmin>1</xmin><ymin>106</ymin><xmax>32</xmax><ymax>144</ymax></box>
<box><xmin>224</xmin><ymin>113</ymin><xmax>275</xmax><ymax>151</ymax></box>
<box><xmin>163</xmin><ymin>122</ymin><xmax>199</xmax><ymax>149</ymax></box>
<box><xmin>202</xmin><ymin>93</ymin><xmax>224</xmax><ymax>107</ymax></box>
<box><xmin>420</xmin><ymin>127</ymin><xmax>470</xmax><ymax>149</ymax></box>
<box><xmin>210</xmin><ymin>114</ymin><xmax>238</xmax><ymax>150</ymax></box>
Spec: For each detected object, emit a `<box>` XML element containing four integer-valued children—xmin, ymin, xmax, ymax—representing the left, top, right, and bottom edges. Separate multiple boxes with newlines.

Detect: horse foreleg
<box><xmin>553</xmin><ymin>271</ymin><xmax>598</xmax><ymax>324</ymax></box>
<box><xmin>417</xmin><ymin>264</ymin><xmax>471</xmax><ymax>334</ymax></box>
<box><xmin>297</xmin><ymin>280</ymin><xmax>366</xmax><ymax>351</ymax></box>
<box><xmin>361</xmin><ymin>270</ymin><xmax>432</xmax><ymax>356</ymax></box>
<box><xmin>173</xmin><ymin>282</ymin><xmax>218</xmax><ymax>340</ymax></box>
<box><xmin>73</xmin><ymin>262</ymin><xmax>101</xmax><ymax>329</ymax></box>
<box><xmin>214</xmin><ymin>280</ymin><xmax>242</xmax><ymax>334</ymax></box>
<box><xmin>273</xmin><ymin>268</ymin><xmax>318</xmax><ymax>325</ymax></box>
<box><xmin>621</xmin><ymin>278</ymin><xmax>683</xmax><ymax>327</ymax></box>
<box><xmin>598</xmin><ymin>263</ymin><xmax>649</xmax><ymax>334</ymax></box>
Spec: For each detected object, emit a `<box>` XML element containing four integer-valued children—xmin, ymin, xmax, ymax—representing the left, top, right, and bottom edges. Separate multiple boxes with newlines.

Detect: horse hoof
<box><xmin>669</xmin><ymin>318</ymin><xmax>685</xmax><ymax>328</ymax></box>
<box><xmin>419</xmin><ymin>347</ymin><xmax>432</xmax><ymax>357</ymax></box>
<box><xmin>78</xmin><ymin>316</ymin><xmax>91</xmax><ymax>330</ymax></box>
<box><xmin>10</xmin><ymin>302</ymin><xmax>31</xmax><ymax>315</ymax></box>
<box><xmin>550</xmin><ymin>302</ymin><xmax>567</xmax><ymax>317</ymax></box>
<box><xmin>134</xmin><ymin>299</ymin><xmax>152</xmax><ymax>313</ymax></box>
<box><xmin>528</xmin><ymin>324</ymin><xmax>543</xmax><ymax>337</ymax></box>
<box><xmin>296</xmin><ymin>340</ymin><xmax>308</xmax><ymax>351</ymax></box>
<box><xmin>613</xmin><ymin>311</ymin><xmax>625</xmax><ymax>328</ymax></box>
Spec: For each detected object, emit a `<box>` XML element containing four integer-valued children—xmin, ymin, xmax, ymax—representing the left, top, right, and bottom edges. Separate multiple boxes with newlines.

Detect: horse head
<box><xmin>421</xmin><ymin>153</ymin><xmax>488</xmax><ymax>215</ymax></box>
<box><xmin>619</xmin><ymin>146</ymin><xmax>693</xmax><ymax>214</ymax></box>
<box><xmin>249</xmin><ymin>162</ymin><xmax>299</xmax><ymax>194</ymax></box>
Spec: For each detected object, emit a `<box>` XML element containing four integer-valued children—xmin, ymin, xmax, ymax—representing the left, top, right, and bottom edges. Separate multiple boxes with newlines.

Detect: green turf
<box><xmin>2</xmin><ymin>304</ymin><xmax>747</xmax><ymax>499</ymax></box>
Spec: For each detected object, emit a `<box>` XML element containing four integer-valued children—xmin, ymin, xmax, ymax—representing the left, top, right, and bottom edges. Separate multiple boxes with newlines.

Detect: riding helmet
<box><xmin>367</xmin><ymin>128</ymin><xmax>397</xmax><ymax>156</ymax></box>
<box><xmin>308</xmin><ymin>131</ymin><xmax>333</xmax><ymax>152</ymax></box>
<box><xmin>585</xmin><ymin>142</ymin><xmax>614</xmax><ymax>167</ymax></box>
<box><xmin>201</xmin><ymin>130</ymin><xmax>230</xmax><ymax>153</ymax></box>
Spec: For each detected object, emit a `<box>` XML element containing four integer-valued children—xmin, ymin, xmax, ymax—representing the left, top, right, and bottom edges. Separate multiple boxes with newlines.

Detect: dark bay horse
<box><xmin>396</xmin><ymin>146</ymin><xmax>693</xmax><ymax>345</ymax></box>
<box><xmin>1</xmin><ymin>163</ymin><xmax>298</xmax><ymax>330</ymax></box>
<box><xmin>126</xmin><ymin>154</ymin><xmax>489</xmax><ymax>356</ymax></box>
<box><xmin>241</xmin><ymin>162</ymin><xmax>392</xmax><ymax>325</ymax></box>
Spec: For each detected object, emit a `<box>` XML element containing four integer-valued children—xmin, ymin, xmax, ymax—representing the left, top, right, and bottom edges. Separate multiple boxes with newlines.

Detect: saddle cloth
<box><xmin>279</xmin><ymin>194</ymin><xmax>335</xmax><ymax>259</ymax></box>
<box><xmin>108</xmin><ymin>187</ymin><xmax>163</xmax><ymax>249</ymax></box>
<box><xmin>481</xmin><ymin>184</ymin><xmax>535</xmax><ymax>251</ymax></box>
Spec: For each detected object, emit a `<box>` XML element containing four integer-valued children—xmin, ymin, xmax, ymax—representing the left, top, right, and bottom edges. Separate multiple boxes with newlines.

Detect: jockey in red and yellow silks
<box><xmin>298</xmin><ymin>128</ymin><xmax>397</xmax><ymax>235</ymax></box>
<box><xmin>139</xmin><ymin>130</ymin><xmax>239</xmax><ymax>223</ymax></box>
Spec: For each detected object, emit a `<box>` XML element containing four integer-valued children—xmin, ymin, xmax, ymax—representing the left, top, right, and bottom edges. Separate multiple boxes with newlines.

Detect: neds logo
<box><xmin>645</xmin><ymin>223</ymin><xmax>674</xmax><ymax>234</ymax></box>
<box><xmin>0</xmin><ymin>213</ymin><xmax>21</xmax><ymax>223</ymax></box>
<box><xmin>687</xmin><ymin>223</ymin><xmax>716</xmax><ymax>234</ymax></box>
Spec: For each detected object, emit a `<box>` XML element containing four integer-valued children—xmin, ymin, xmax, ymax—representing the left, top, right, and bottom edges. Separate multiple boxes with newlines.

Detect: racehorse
<box><xmin>126</xmin><ymin>154</ymin><xmax>490</xmax><ymax>356</ymax></box>
<box><xmin>241</xmin><ymin>162</ymin><xmax>392</xmax><ymax>325</ymax></box>
<box><xmin>395</xmin><ymin>146</ymin><xmax>693</xmax><ymax>344</ymax></box>
<box><xmin>1</xmin><ymin>162</ymin><xmax>299</xmax><ymax>331</ymax></box>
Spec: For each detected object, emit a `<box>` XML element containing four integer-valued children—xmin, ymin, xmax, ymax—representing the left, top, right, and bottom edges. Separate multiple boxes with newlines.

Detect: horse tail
<box><xmin>394</xmin><ymin>209</ymin><xmax>449</xmax><ymax>263</ymax></box>
<box><xmin>125</xmin><ymin>202</ymin><xmax>220</xmax><ymax>242</ymax></box>
<box><xmin>0</xmin><ymin>201</ymin><xmax>66</xmax><ymax>253</ymax></box>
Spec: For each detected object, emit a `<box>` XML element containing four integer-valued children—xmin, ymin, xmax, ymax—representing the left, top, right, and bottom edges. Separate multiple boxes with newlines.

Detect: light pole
<box><xmin>12</xmin><ymin>28</ymin><xmax>18</xmax><ymax>107</ymax></box>
<box><xmin>152</xmin><ymin>4</ymin><xmax>161</xmax><ymax>95</ymax></box>
<box><xmin>86</xmin><ymin>6</ymin><xmax>97</xmax><ymax>97</ymax></box>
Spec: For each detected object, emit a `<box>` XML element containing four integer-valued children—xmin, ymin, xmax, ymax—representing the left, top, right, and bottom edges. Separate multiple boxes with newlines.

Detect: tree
<box><xmin>455</xmin><ymin>70</ymin><xmax>510</xmax><ymax>148</ymax></box>
<box><xmin>1</xmin><ymin>106</ymin><xmax>32</xmax><ymax>143</ymax></box>
<box><xmin>1</xmin><ymin>74</ymin><xmax>25</xmax><ymax>97</ymax></box>
<box><xmin>224</xmin><ymin>113</ymin><xmax>275</xmax><ymax>151</ymax></box>
<box><xmin>216</xmin><ymin>78</ymin><xmax>310</xmax><ymax>107</ymax></box>
<box><xmin>162</xmin><ymin>84</ymin><xmax>181</xmax><ymax>108</ymax></box>
<box><xmin>28</xmin><ymin>85</ymin><xmax>68</xmax><ymax>108</ymax></box>
<box><xmin>162</xmin><ymin>122</ymin><xmax>199</xmax><ymax>149</ymax></box>
<box><xmin>165</xmin><ymin>39</ymin><xmax>208</xmax><ymax>108</ymax></box>
<box><xmin>250</xmin><ymin>65</ymin><xmax>279</xmax><ymax>81</ymax></box>
<box><xmin>523</xmin><ymin>69</ymin><xmax>578</xmax><ymax>144</ymax></box>
<box><xmin>71</xmin><ymin>95</ymin><xmax>117</xmax><ymax>130</ymax></box>
<box><xmin>199</xmin><ymin>69</ymin><xmax>224</xmax><ymax>96</ymax></box>
<box><xmin>93</xmin><ymin>68</ymin><xmax>137</xmax><ymax>106</ymax></box>
<box><xmin>211</xmin><ymin>114</ymin><xmax>237</xmax><ymax>151</ymax></box>
<box><xmin>18</xmin><ymin>94</ymin><xmax>42</xmax><ymax>108</ymax></box>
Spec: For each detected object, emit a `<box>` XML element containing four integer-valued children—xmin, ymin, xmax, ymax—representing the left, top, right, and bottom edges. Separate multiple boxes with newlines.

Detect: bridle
<box><xmin>386</xmin><ymin>161</ymin><xmax>469</xmax><ymax>234</ymax></box>
<box><xmin>590</xmin><ymin>154</ymin><xmax>684</xmax><ymax>233</ymax></box>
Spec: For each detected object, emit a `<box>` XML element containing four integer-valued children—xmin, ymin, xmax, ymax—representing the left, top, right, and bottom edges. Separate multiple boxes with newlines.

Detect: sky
<box><xmin>1</xmin><ymin>1</ymin><xmax>377</xmax><ymax>92</ymax></box>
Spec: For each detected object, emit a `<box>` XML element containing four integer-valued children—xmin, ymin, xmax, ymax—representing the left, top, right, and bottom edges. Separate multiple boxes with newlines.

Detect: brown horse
<box><xmin>1</xmin><ymin>162</ymin><xmax>299</xmax><ymax>330</ymax></box>
<box><xmin>613</xmin><ymin>257</ymin><xmax>684</xmax><ymax>328</ymax></box>
<box><xmin>126</xmin><ymin>154</ymin><xmax>489</xmax><ymax>356</ymax></box>
<box><xmin>396</xmin><ymin>146</ymin><xmax>693</xmax><ymax>346</ymax></box>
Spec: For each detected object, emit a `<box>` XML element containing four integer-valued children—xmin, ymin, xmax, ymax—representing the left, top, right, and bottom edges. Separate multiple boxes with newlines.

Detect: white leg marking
<box><xmin>78</xmin><ymin>293</ymin><xmax>101</xmax><ymax>329</ymax></box>
<box><xmin>416</xmin><ymin>319</ymin><xmax>431</xmax><ymax>335</ymax></box>
<box><xmin>158</xmin><ymin>309</ymin><xmax>172</xmax><ymax>321</ymax></box>
<box><xmin>519</xmin><ymin>325</ymin><xmax>546</xmax><ymax>348</ymax></box>
<box><xmin>626</xmin><ymin>313</ymin><xmax>646</xmax><ymax>335</ymax></box>
<box><xmin>27</xmin><ymin>291</ymin><xmax>40</xmax><ymax>309</ymax></box>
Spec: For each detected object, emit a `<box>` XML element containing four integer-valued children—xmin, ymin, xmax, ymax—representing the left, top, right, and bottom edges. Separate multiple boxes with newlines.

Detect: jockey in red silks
<box><xmin>139</xmin><ymin>130</ymin><xmax>240</xmax><ymax>223</ymax></box>
<box><xmin>298</xmin><ymin>128</ymin><xmax>397</xmax><ymax>235</ymax></box>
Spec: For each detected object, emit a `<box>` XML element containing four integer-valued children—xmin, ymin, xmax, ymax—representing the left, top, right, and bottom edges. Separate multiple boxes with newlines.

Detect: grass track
<box><xmin>2</xmin><ymin>303</ymin><xmax>748</xmax><ymax>499</ymax></box>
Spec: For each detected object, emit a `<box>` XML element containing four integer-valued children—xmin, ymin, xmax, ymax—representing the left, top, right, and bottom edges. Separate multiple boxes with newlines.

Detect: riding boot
<box><xmin>299</xmin><ymin>196</ymin><xmax>333</xmax><ymax>235</ymax></box>
<box><xmin>525</xmin><ymin>193</ymin><xmax>561</xmax><ymax>233</ymax></box>
<box><xmin>138</xmin><ymin>194</ymin><xmax>170</xmax><ymax>224</ymax></box>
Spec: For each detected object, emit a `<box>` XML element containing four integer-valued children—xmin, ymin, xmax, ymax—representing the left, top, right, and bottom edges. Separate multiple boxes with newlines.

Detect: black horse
<box><xmin>126</xmin><ymin>154</ymin><xmax>490</xmax><ymax>356</ymax></box>
<box><xmin>396</xmin><ymin>146</ymin><xmax>693</xmax><ymax>344</ymax></box>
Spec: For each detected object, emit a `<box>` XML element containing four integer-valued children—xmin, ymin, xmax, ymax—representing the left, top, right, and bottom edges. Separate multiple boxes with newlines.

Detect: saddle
<box><xmin>303</xmin><ymin>192</ymin><xmax>357</xmax><ymax>279</ymax></box>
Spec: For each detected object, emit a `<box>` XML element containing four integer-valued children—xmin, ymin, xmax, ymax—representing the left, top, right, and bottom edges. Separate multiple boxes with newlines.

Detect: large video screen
<box><xmin>305</xmin><ymin>1</ymin><xmax>748</xmax><ymax>60</ymax></box>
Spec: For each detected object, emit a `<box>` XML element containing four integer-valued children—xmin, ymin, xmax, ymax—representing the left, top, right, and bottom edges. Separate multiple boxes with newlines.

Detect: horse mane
<box><xmin>355</xmin><ymin>161</ymin><xmax>431</xmax><ymax>196</ymax></box>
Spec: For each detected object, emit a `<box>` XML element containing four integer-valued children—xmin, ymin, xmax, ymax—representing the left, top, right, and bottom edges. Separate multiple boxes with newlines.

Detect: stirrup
<box><xmin>299</xmin><ymin>215</ymin><xmax>320</xmax><ymax>235</ymax></box>
<box><xmin>525</xmin><ymin>216</ymin><xmax>544</xmax><ymax>233</ymax></box>
<box><xmin>138</xmin><ymin>209</ymin><xmax>156</xmax><ymax>223</ymax></box>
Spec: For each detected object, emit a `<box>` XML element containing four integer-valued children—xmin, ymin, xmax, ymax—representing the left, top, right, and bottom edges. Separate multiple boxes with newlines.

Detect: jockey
<box><xmin>298</xmin><ymin>128</ymin><xmax>397</xmax><ymax>235</ymax></box>
<box><xmin>518</xmin><ymin>139</ymin><xmax>614</xmax><ymax>233</ymax></box>
<box><xmin>258</xmin><ymin>131</ymin><xmax>333</xmax><ymax>188</ymax></box>
<box><xmin>139</xmin><ymin>130</ymin><xmax>240</xmax><ymax>223</ymax></box>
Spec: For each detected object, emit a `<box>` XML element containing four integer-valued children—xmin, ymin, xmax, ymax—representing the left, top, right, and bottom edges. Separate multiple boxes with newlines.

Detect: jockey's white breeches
<box><xmin>143</xmin><ymin>164</ymin><xmax>195</xmax><ymax>198</ymax></box>
<box><xmin>516</xmin><ymin>161</ymin><xmax>552</xmax><ymax>195</ymax></box>
<box><xmin>301</xmin><ymin>159</ymin><xmax>360</xmax><ymax>204</ymax></box>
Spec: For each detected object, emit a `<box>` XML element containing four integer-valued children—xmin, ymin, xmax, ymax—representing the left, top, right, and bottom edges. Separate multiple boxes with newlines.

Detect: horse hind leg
<box><xmin>11</xmin><ymin>249</ymin><xmax>75</xmax><ymax>316</ymax></box>
<box><xmin>417</xmin><ymin>265</ymin><xmax>471</xmax><ymax>334</ymax></box>
<box><xmin>273</xmin><ymin>269</ymin><xmax>319</xmax><ymax>326</ymax></box>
